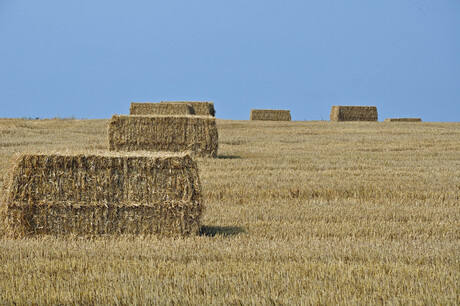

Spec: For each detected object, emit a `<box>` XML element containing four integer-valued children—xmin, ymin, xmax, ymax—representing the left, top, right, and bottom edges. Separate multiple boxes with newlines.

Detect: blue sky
<box><xmin>0</xmin><ymin>1</ymin><xmax>459</xmax><ymax>121</ymax></box>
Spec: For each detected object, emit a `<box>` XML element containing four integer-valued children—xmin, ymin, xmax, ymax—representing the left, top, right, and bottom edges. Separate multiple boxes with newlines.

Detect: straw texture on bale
<box><xmin>161</xmin><ymin>101</ymin><xmax>215</xmax><ymax>117</ymax></box>
<box><xmin>0</xmin><ymin>151</ymin><xmax>203</xmax><ymax>237</ymax></box>
<box><xmin>384</xmin><ymin>118</ymin><xmax>422</xmax><ymax>122</ymax></box>
<box><xmin>330</xmin><ymin>106</ymin><xmax>378</xmax><ymax>122</ymax></box>
<box><xmin>130</xmin><ymin>102</ymin><xmax>194</xmax><ymax>116</ymax></box>
<box><xmin>249</xmin><ymin>109</ymin><xmax>291</xmax><ymax>121</ymax></box>
<box><xmin>108</xmin><ymin>115</ymin><xmax>218</xmax><ymax>157</ymax></box>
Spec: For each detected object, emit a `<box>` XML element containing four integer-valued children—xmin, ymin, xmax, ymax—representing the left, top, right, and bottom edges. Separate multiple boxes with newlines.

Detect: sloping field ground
<box><xmin>0</xmin><ymin>118</ymin><xmax>459</xmax><ymax>304</ymax></box>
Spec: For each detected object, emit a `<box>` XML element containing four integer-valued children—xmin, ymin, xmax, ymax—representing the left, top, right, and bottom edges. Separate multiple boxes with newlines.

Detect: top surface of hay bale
<box><xmin>384</xmin><ymin>118</ymin><xmax>422</xmax><ymax>122</ymax></box>
<box><xmin>249</xmin><ymin>109</ymin><xmax>291</xmax><ymax>121</ymax></box>
<box><xmin>2</xmin><ymin>150</ymin><xmax>201</xmax><ymax>206</ymax></box>
<box><xmin>130</xmin><ymin>102</ymin><xmax>194</xmax><ymax>116</ymax></box>
<box><xmin>330</xmin><ymin>106</ymin><xmax>378</xmax><ymax>122</ymax></box>
<box><xmin>161</xmin><ymin>101</ymin><xmax>215</xmax><ymax>117</ymax></box>
<box><xmin>108</xmin><ymin>115</ymin><xmax>218</xmax><ymax>157</ymax></box>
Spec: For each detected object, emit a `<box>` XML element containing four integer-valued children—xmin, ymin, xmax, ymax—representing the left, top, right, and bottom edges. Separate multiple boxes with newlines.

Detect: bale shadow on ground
<box><xmin>199</xmin><ymin>225</ymin><xmax>246</xmax><ymax>237</ymax></box>
<box><xmin>217</xmin><ymin>155</ymin><xmax>241</xmax><ymax>159</ymax></box>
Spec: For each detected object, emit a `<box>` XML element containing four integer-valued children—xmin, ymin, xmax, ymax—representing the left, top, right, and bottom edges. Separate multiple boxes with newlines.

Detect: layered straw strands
<box><xmin>108</xmin><ymin>115</ymin><xmax>218</xmax><ymax>157</ymax></box>
<box><xmin>0</xmin><ymin>151</ymin><xmax>203</xmax><ymax>237</ymax></box>
<box><xmin>249</xmin><ymin>109</ymin><xmax>291</xmax><ymax>121</ymax></box>
<box><xmin>330</xmin><ymin>106</ymin><xmax>378</xmax><ymax>122</ymax></box>
<box><xmin>384</xmin><ymin>118</ymin><xmax>422</xmax><ymax>122</ymax></box>
<box><xmin>130</xmin><ymin>102</ymin><xmax>194</xmax><ymax>116</ymax></box>
<box><xmin>161</xmin><ymin>101</ymin><xmax>216</xmax><ymax>117</ymax></box>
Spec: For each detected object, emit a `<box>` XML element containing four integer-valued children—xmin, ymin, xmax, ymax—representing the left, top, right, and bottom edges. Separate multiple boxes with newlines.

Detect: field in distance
<box><xmin>0</xmin><ymin>118</ymin><xmax>459</xmax><ymax>304</ymax></box>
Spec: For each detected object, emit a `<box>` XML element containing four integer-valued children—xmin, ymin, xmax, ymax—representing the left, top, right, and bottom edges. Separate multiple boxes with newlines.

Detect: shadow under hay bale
<box><xmin>0</xmin><ymin>151</ymin><xmax>203</xmax><ymax>237</ymax></box>
<box><xmin>130</xmin><ymin>102</ymin><xmax>194</xmax><ymax>116</ymax></box>
<box><xmin>199</xmin><ymin>225</ymin><xmax>246</xmax><ymax>237</ymax></box>
<box><xmin>161</xmin><ymin>101</ymin><xmax>216</xmax><ymax>117</ymax></box>
<box><xmin>249</xmin><ymin>109</ymin><xmax>291</xmax><ymax>121</ymax></box>
<box><xmin>330</xmin><ymin>106</ymin><xmax>378</xmax><ymax>122</ymax></box>
<box><xmin>108</xmin><ymin>115</ymin><xmax>218</xmax><ymax>157</ymax></box>
<box><xmin>384</xmin><ymin>118</ymin><xmax>422</xmax><ymax>122</ymax></box>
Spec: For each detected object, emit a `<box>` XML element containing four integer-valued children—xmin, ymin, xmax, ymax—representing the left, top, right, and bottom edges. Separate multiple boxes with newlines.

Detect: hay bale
<box><xmin>161</xmin><ymin>101</ymin><xmax>215</xmax><ymax>117</ymax></box>
<box><xmin>130</xmin><ymin>102</ymin><xmax>194</xmax><ymax>116</ymax></box>
<box><xmin>384</xmin><ymin>118</ymin><xmax>422</xmax><ymax>122</ymax></box>
<box><xmin>0</xmin><ymin>151</ymin><xmax>203</xmax><ymax>237</ymax></box>
<box><xmin>330</xmin><ymin>106</ymin><xmax>378</xmax><ymax>122</ymax></box>
<box><xmin>108</xmin><ymin>115</ymin><xmax>218</xmax><ymax>157</ymax></box>
<box><xmin>249</xmin><ymin>109</ymin><xmax>291</xmax><ymax>121</ymax></box>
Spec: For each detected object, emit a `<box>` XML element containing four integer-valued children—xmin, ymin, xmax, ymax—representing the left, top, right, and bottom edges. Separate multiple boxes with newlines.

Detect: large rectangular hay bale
<box><xmin>108</xmin><ymin>115</ymin><xmax>218</xmax><ymax>157</ymax></box>
<box><xmin>249</xmin><ymin>109</ymin><xmax>291</xmax><ymax>121</ymax></box>
<box><xmin>130</xmin><ymin>102</ymin><xmax>194</xmax><ymax>116</ymax></box>
<box><xmin>330</xmin><ymin>106</ymin><xmax>378</xmax><ymax>122</ymax></box>
<box><xmin>161</xmin><ymin>101</ymin><xmax>216</xmax><ymax>117</ymax></box>
<box><xmin>384</xmin><ymin>118</ymin><xmax>422</xmax><ymax>122</ymax></box>
<box><xmin>0</xmin><ymin>151</ymin><xmax>203</xmax><ymax>237</ymax></box>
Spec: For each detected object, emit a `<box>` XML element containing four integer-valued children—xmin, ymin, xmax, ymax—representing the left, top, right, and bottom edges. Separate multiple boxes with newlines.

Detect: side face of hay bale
<box><xmin>249</xmin><ymin>109</ymin><xmax>291</xmax><ymax>121</ymax></box>
<box><xmin>330</xmin><ymin>106</ymin><xmax>378</xmax><ymax>122</ymax></box>
<box><xmin>384</xmin><ymin>118</ymin><xmax>422</xmax><ymax>122</ymax></box>
<box><xmin>161</xmin><ymin>101</ymin><xmax>215</xmax><ymax>117</ymax></box>
<box><xmin>108</xmin><ymin>115</ymin><xmax>218</xmax><ymax>157</ymax></box>
<box><xmin>130</xmin><ymin>102</ymin><xmax>194</xmax><ymax>116</ymax></box>
<box><xmin>1</xmin><ymin>152</ymin><xmax>203</xmax><ymax>237</ymax></box>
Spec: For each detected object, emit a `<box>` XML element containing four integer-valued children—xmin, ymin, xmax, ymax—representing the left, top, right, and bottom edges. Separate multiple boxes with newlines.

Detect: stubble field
<box><xmin>0</xmin><ymin>118</ymin><xmax>459</xmax><ymax>304</ymax></box>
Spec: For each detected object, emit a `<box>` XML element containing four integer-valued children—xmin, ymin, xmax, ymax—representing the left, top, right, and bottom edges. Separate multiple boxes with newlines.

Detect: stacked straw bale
<box><xmin>130</xmin><ymin>102</ymin><xmax>194</xmax><ymax>116</ymax></box>
<box><xmin>0</xmin><ymin>151</ymin><xmax>203</xmax><ymax>237</ymax></box>
<box><xmin>108</xmin><ymin>115</ymin><xmax>218</xmax><ymax>157</ymax></box>
<box><xmin>330</xmin><ymin>106</ymin><xmax>378</xmax><ymax>122</ymax></box>
<box><xmin>249</xmin><ymin>109</ymin><xmax>291</xmax><ymax>121</ymax></box>
<box><xmin>161</xmin><ymin>101</ymin><xmax>216</xmax><ymax>117</ymax></box>
<box><xmin>384</xmin><ymin>118</ymin><xmax>422</xmax><ymax>122</ymax></box>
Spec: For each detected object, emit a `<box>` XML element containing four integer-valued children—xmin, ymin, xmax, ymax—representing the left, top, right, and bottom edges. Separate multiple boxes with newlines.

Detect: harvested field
<box><xmin>330</xmin><ymin>105</ymin><xmax>378</xmax><ymax>121</ymax></box>
<box><xmin>385</xmin><ymin>118</ymin><xmax>422</xmax><ymax>122</ymax></box>
<box><xmin>1</xmin><ymin>151</ymin><xmax>202</xmax><ymax>237</ymax></box>
<box><xmin>249</xmin><ymin>109</ymin><xmax>291</xmax><ymax>121</ymax></box>
<box><xmin>161</xmin><ymin>101</ymin><xmax>216</xmax><ymax>116</ymax></box>
<box><xmin>108</xmin><ymin>115</ymin><xmax>218</xmax><ymax>157</ymax></box>
<box><xmin>0</xmin><ymin>118</ymin><xmax>459</xmax><ymax>304</ymax></box>
<box><xmin>129</xmin><ymin>102</ymin><xmax>194</xmax><ymax>115</ymax></box>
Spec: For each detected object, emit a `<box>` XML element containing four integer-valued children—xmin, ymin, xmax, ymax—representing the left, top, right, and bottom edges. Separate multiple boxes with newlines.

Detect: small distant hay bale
<box><xmin>161</xmin><ymin>101</ymin><xmax>216</xmax><ymax>117</ymax></box>
<box><xmin>108</xmin><ymin>115</ymin><xmax>218</xmax><ymax>157</ymax></box>
<box><xmin>0</xmin><ymin>151</ymin><xmax>203</xmax><ymax>237</ymax></box>
<box><xmin>384</xmin><ymin>118</ymin><xmax>422</xmax><ymax>122</ymax></box>
<box><xmin>330</xmin><ymin>106</ymin><xmax>378</xmax><ymax>122</ymax></box>
<box><xmin>130</xmin><ymin>102</ymin><xmax>194</xmax><ymax>116</ymax></box>
<box><xmin>249</xmin><ymin>109</ymin><xmax>291</xmax><ymax>121</ymax></box>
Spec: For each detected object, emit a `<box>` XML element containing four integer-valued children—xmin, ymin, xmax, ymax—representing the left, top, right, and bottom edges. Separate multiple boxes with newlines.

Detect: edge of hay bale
<box><xmin>249</xmin><ymin>109</ymin><xmax>291</xmax><ymax>121</ymax></box>
<box><xmin>330</xmin><ymin>106</ymin><xmax>378</xmax><ymax>122</ymax></box>
<box><xmin>384</xmin><ymin>118</ymin><xmax>422</xmax><ymax>122</ymax></box>
<box><xmin>161</xmin><ymin>101</ymin><xmax>215</xmax><ymax>117</ymax></box>
<box><xmin>108</xmin><ymin>115</ymin><xmax>219</xmax><ymax>157</ymax></box>
<box><xmin>130</xmin><ymin>102</ymin><xmax>194</xmax><ymax>116</ymax></box>
<box><xmin>0</xmin><ymin>150</ymin><xmax>203</xmax><ymax>237</ymax></box>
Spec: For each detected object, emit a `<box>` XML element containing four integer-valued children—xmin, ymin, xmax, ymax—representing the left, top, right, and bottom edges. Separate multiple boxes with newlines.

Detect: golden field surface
<box><xmin>0</xmin><ymin>118</ymin><xmax>459</xmax><ymax>304</ymax></box>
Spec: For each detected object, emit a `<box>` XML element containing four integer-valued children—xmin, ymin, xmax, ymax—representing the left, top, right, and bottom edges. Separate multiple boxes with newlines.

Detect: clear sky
<box><xmin>0</xmin><ymin>1</ymin><xmax>459</xmax><ymax>121</ymax></box>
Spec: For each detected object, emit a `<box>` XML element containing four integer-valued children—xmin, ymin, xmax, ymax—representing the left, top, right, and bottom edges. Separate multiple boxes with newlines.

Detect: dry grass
<box><xmin>249</xmin><ymin>109</ymin><xmax>291</xmax><ymax>121</ymax></box>
<box><xmin>330</xmin><ymin>105</ymin><xmax>378</xmax><ymax>121</ymax></box>
<box><xmin>1</xmin><ymin>151</ymin><xmax>202</xmax><ymax>237</ymax></box>
<box><xmin>108</xmin><ymin>115</ymin><xmax>218</xmax><ymax>157</ymax></box>
<box><xmin>0</xmin><ymin>118</ymin><xmax>459</xmax><ymax>304</ymax></box>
